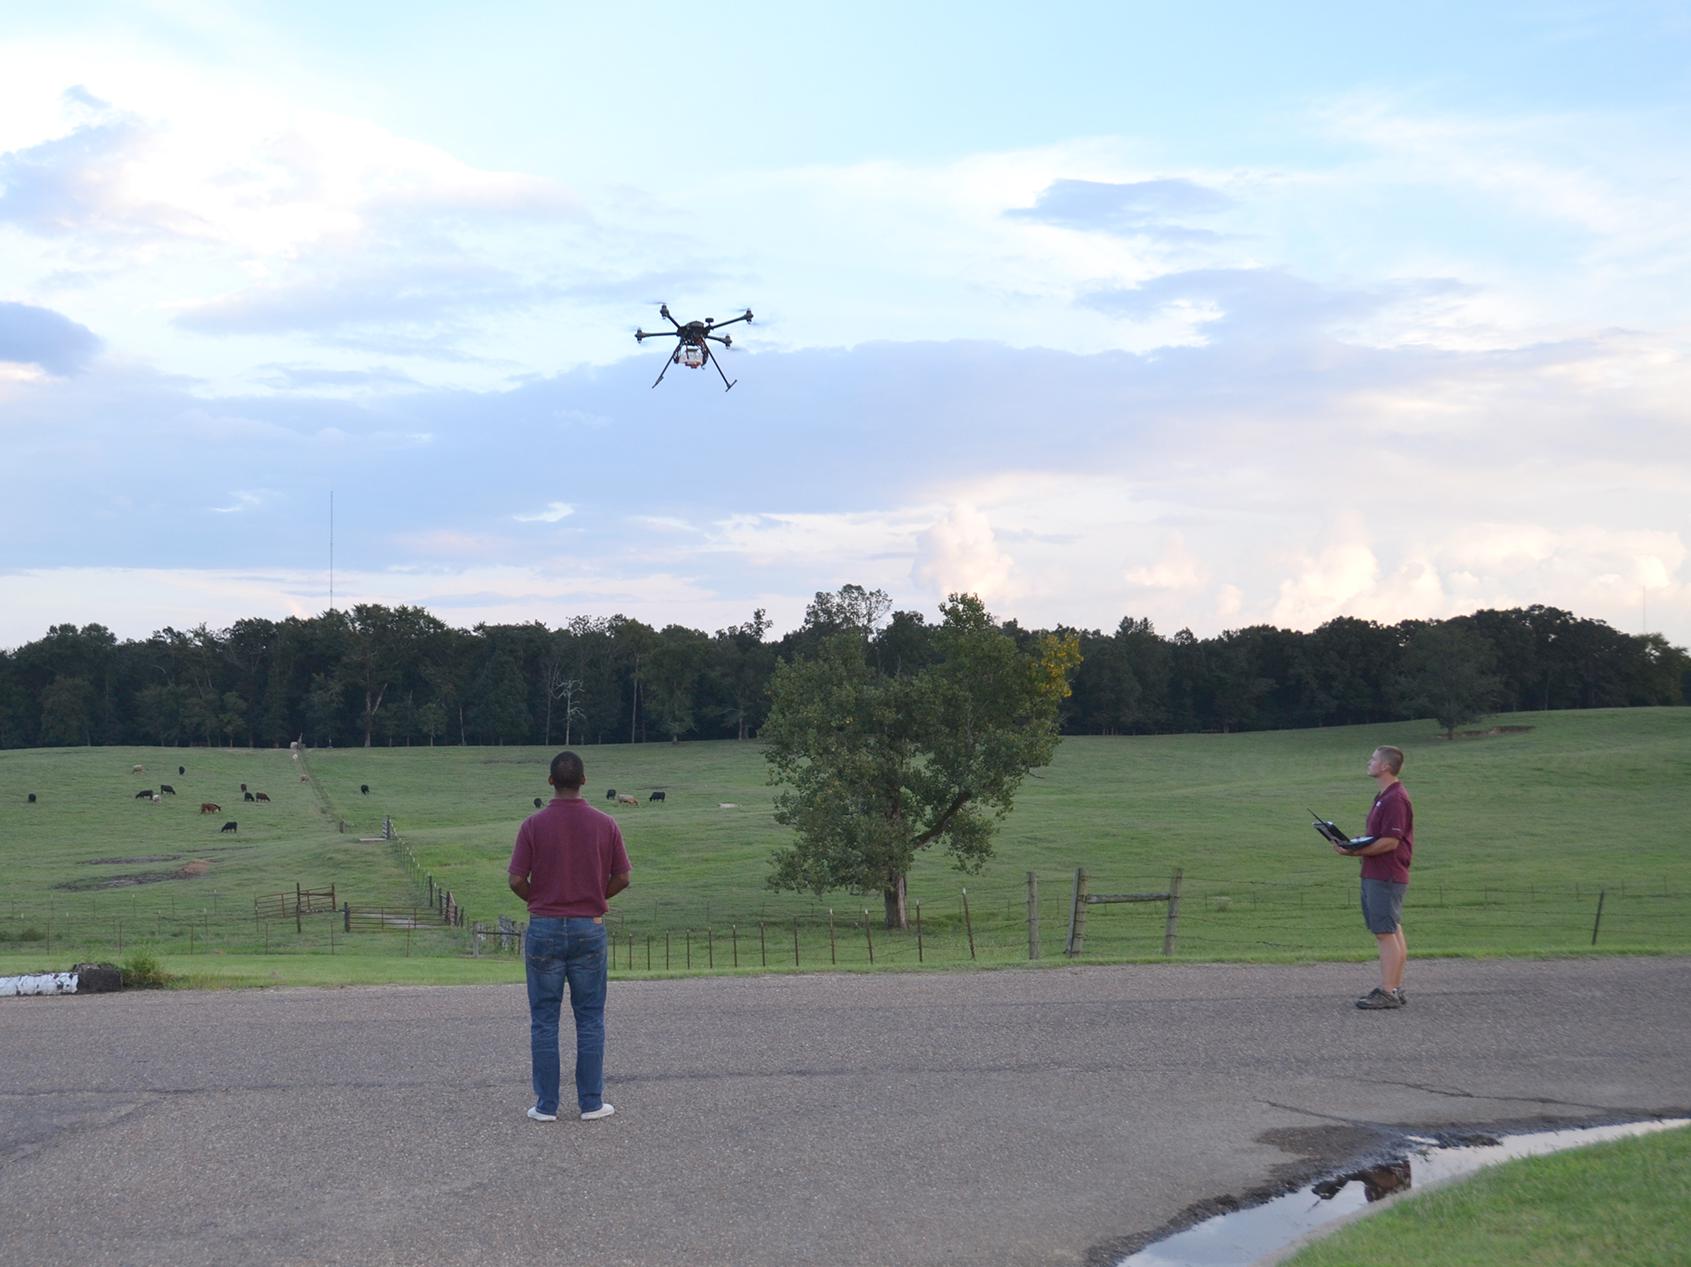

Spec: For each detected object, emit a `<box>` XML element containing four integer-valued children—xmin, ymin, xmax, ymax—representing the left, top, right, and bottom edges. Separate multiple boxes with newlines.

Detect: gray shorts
<box><xmin>1360</xmin><ymin>878</ymin><xmax>1406</xmax><ymax>935</ymax></box>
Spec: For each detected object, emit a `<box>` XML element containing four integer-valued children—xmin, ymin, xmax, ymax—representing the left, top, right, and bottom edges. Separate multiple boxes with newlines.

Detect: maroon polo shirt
<box><xmin>1362</xmin><ymin>781</ymin><xmax>1414</xmax><ymax>885</ymax></box>
<box><xmin>508</xmin><ymin>797</ymin><xmax>631</xmax><ymax>918</ymax></box>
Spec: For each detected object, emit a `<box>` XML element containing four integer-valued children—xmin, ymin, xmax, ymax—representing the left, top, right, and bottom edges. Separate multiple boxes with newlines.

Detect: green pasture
<box><xmin>1</xmin><ymin>707</ymin><xmax>1687</xmax><ymax>981</ymax></box>
<box><xmin>1282</xmin><ymin>1122</ymin><xmax>1691</xmax><ymax>1267</ymax></box>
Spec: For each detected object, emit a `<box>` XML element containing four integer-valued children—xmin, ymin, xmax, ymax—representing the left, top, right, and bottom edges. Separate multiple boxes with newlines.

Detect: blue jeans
<box><xmin>524</xmin><ymin>916</ymin><xmax>609</xmax><ymax>1115</ymax></box>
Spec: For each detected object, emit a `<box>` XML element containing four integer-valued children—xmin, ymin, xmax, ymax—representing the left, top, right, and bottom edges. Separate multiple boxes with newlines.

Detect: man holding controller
<box><xmin>1333</xmin><ymin>745</ymin><xmax>1414</xmax><ymax>1010</ymax></box>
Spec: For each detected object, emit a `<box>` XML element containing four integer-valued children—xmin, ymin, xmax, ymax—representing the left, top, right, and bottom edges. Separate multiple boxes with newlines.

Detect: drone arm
<box><xmin>707</xmin><ymin>310</ymin><xmax>753</xmax><ymax>331</ymax></box>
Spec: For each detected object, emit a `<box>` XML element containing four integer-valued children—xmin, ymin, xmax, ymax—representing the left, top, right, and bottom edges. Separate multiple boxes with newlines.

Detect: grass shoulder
<box><xmin>1281</xmin><ymin>1123</ymin><xmax>1691</xmax><ymax>1267</ymax></box>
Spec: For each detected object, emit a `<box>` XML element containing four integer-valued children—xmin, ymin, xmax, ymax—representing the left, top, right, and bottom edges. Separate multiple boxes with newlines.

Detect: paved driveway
<box><xmin>2</xmin><ymin>957</ymin><xmax>1687</xmax><ymax>1267</ymax></box>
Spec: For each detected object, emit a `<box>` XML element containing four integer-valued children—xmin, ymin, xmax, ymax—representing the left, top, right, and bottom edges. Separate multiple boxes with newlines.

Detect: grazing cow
<box><xmin>179</xmin><ymin>766</ymin><xmax>186</xmax><ymax>776</ymax></box>
<box><xmin>132</xmin><ymin>764</ymin><xmax>144</xmax><ymax>774</ymax></box>
<box><xmin>616</xmin><ymin>794</ymin><xmax>639</xmax><ymax>807</ymax></box>
<box><xmin>160</xmin><ymin>784</ymin><xmax>176</xmax><ymax>796</ymax></box>
<box><xmin>150</xmin><ymin>794</ymin><xmax>161</xmax><ymax>805</ymax></box>
<box><xmin>649</xmin><ymin>790</ymin><xmax>666</xmax><ymax>802</ymax></box>
<box><xmin>220</xmin><ymin>821</ymin><xmax>237</xmax><ymax>833</ymax></box>
<box><xmin>605</xmin><ymin>788</ymin><xmax>617</xmax><ymax>801</ymax></box>
<box><xmin>200</xmin><ymin>802</ymin><xmax>220</xmax><ymax>814</ymax></box>
<box><xmin>255</xmin><ymin>792</ymin><xmax>270</xmax><ymax>802</ymax></box>
<box><xmin>299</xmin><ymin>775</ymin><xmax>309</xmax><ymax>782</ymax></box>
<box><xmin>243</xmin><ymin>791</ymin><xmax>255</xmax><ymax>802</ymax></box>
<box><xmin>27</xmin><ymin>793</ymin><xmax>36</xmax><ymax>803</ymax></box>
<box><xmin>134</xmin><ymin>788</ymin><xmax>153</xmax><ymax>799</ymax></box>
<box><xmin>533</xmin><ymin>797</ymin><xmax>543</xmax><ymax>808</ymax></box>
<box><xmin>360</xmin><ymin>784</ymin><xmax>369</xmax><ymax>795</ymax></box>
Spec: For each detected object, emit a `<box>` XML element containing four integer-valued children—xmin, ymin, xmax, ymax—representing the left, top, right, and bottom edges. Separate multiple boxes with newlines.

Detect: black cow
<box><xmin>134</xmin><ymin>788</ymin><xmax>153</xmax><ymax>799</ymax></box>
<box><xmin>360</xmin><ymin>784</ymin><xmax>369</xmax><ymax>795</ymax></box>
<box><xmin>160</xmin><ymin>784</ymin><xmax>176</xmax><ymax>796</ymax></box>
<box><xmin>605</xmin><ymin>788</ymin><xmax>617</xmax><ymax>801</ymax></box>
<box><xmin>649</xmin><ymin>790</ymin><xmax>666</xmax><ymax>802</ymax></box>
<box><xmin>533</xmin><ymin>797</ymin><xmax>543</xmax><ymax>808</ymax></box>
<box><xmin>27</xmin><ymin>793</ymin><xmax>36</xmax><ymax>803</ymax></box>
<box><xmin>220</xmin><ymin>821</ymin><xmax>238</xmax><ymax>833</ymax></box>
<box><xmin>243</xmin><ymin>791</ymin><xmax>255</xmax><ymax>802</ymax></box>
<box><xmin>178</xmin><ymin>766</ymin><xmax>186</xmax><ymax>776</ymax></box>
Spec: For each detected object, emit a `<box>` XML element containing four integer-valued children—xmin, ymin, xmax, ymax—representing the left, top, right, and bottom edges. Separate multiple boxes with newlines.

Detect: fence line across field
<box><xmin>4</xmin><ymin>872</ymin><xmax>1685</xmax><ymax>963</ymax></box>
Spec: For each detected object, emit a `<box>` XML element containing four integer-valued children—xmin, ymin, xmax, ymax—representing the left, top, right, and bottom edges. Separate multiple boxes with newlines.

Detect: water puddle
<box><xmin>1118</xmin><ymin>1117</ymin><xmax>1690</xmax><ymax>1267</ymax></box>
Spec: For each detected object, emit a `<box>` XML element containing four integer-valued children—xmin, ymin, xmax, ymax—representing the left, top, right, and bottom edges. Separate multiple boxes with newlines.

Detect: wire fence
<box><xmin>5</xmin><ymin>870</ymin><xmax>1686</xmax><ymax>968</ymax></box>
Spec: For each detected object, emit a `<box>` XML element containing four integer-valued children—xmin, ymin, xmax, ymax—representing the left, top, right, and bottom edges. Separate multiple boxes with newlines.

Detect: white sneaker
<box><xmin>580</xmin><ymin>1103</ymin><xmax>615</xmax><ymax>1121</ymax></box>
<box><xmin>526</xmin><ymin>1106</ymin><xmax>558</xmax><ymax>1122</ymax></box>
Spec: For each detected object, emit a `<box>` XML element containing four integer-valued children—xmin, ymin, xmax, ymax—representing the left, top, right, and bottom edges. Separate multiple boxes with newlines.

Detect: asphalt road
<box><xmin>2</xmin><ymin>957</ymin><xmax>1687</xmax><ymax>1267</ymax></box>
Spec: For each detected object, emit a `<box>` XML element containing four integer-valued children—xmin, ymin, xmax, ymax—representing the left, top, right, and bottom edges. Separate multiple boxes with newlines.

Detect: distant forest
<box><xmin>2</xmin><ymin>586</ymin><xmax>1685</xmax><ymax>750</ymax></box>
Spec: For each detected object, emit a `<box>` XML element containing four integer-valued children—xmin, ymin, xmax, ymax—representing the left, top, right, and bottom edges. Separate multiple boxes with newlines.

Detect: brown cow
<box><xmin>254</xmin><ymin>792</ymin><xmax>270</xmax><ymax>802</ymax></box>
<box><xmin>200</xmin><ymin>802</ymin><xmax>221</xmax><ymax>814</ymax></box>
<box><xmin>615</xmin><ymin>794</ymin><xmax>639</xmax><ymax>807</ymax></box>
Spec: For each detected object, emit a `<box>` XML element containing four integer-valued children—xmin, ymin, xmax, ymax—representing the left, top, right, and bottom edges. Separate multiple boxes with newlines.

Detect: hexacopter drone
<box><xmin>635</xmin><ymin>304</ymin><xmax>753</xmax><ymax>391</ymax></box>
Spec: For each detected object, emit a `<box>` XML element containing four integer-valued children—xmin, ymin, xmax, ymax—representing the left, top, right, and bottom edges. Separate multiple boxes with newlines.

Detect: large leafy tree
<box><xmin>763</xmin><ymin>593</ymin><xmax>1080</xmax><ymax>928</ymax></box>
<box><xmin>1395</xmin><ymin>621</ymin><xmax>1502</xmax><ymax>739</ymax></box>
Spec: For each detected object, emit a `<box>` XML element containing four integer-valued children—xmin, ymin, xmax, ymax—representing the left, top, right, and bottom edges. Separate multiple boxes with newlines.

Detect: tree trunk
<box><xmin>882</xmin><ymin>873</ymin><xmax>908</xmax><ymax>930</ymax></box>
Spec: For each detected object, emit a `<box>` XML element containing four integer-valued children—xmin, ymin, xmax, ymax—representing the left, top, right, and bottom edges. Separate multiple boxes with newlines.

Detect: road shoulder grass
<box><xmin>1280</xmin><ymin>1123</ymin><xmax>1691</xmax><ymax>1267</ymax></box>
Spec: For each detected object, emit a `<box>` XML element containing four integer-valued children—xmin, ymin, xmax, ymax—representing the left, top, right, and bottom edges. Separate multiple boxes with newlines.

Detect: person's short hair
<box><xmin>549</xmin><ymin>750</ymin><xmax>586</xmax><ymax>789</ymax></box>
<box><xmin>1374</xmin><ymin>745</ymin><xmax>1404</xmax><ymax>775</ymax></box>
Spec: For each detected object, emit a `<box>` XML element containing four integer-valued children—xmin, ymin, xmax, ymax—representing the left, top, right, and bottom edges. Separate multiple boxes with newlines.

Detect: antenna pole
<box><xmin>330</xmin><ymin>489</ymin><xmax>335</xmax><ymax>613</ymax></box>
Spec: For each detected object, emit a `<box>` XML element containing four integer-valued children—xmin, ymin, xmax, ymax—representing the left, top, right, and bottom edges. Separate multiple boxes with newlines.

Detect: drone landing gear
<box><xmin>705</xmin><ymin>346</ymin><xmax>736</xmax><ymax>392</ymax></box>
<box><xmin>645</xmin><ymin>341</ymin><xmax>735</xmax><ymax>391</ymax></box>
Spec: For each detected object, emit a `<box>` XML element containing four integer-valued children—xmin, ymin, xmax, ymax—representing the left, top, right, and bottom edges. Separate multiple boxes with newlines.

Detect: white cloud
<box><xmin>209</xmin><ymin>490</ymin><xmax>267</xmax><ymax>514</ymax></box>
<box><xmin>912</xmin><ymin>504</ymin><xmax>1015</xmax><ymax>601</ymax></box>
<box><xmin>512</xmin><ymin>501</ymin><xmax>574</xmax><ymax>524</ymax></box>
<box><xmin>1124</xmin><ymin>533</ymin><xmax>1209</xmax><ymax>591</ymax></box>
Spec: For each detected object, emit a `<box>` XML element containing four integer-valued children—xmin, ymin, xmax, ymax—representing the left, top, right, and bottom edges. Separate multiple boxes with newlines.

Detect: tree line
<box><xmin>1</xmin><ymin>586</ymin><xmax>1684</xmax><ymax>751</ymax></box>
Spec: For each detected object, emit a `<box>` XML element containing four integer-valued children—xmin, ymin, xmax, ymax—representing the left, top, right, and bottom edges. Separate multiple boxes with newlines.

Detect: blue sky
<box><xmin>2</xmin><ymin>1</ymin><xmax>1688</xmax><ymax>648</ymax></box>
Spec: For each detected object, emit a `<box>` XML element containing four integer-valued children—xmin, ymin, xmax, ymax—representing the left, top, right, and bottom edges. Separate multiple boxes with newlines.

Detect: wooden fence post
<box><xmin>759</xmin><ymin>921</ymin><xmax>766</xmax><ymax>967</ymax></box>
<box><xmin>828</xmin><ymin>909</ymin><xmax>837</xmax><ymax>964</ymax></box>
<box><xmin>1027</xmin><ymin>871</ymin><xmax>1040</xmax><ymax>960</ymax></box>
<box><xmin>707</xmin><ymin>928</ymin><xmax>714</xmax><ymax>969</ymax></box>
<box><xmin>962</xmin><ymin>888</ymin><xmax>976</xmax><ymax>961</ymax></box>
<box><xmin>295</xmin><ymin>883</ymin><xmax>302</xmax><ymax>935</ymax></box>
<box><xmin>863</xmin><ymin>910</ymin><xmax>874</xmax><ymax>964</ymax></box>
<box><xmin>1065</xmin><ymin>867</ymin><xmax>1088</xmax><ymax>957</ymax></box>
<box><xmin>731</xmin><ymin>924</ymin><xmax>738</xmax><ymax>968</ymax></box>
<box><xmin>1591</xmin><ymin>890</ymin><xmax>1606</xmax><ymax>945</ymax></box>
<box><xmin>1162</xmin><ymin>868</ymin><xmax>1183</xmax><ymax>957</ymax></box>
<box><xmin>793</xmin><ymin>918</ymin><xmax>800</xmax><ymax>966</ymax></box>
<box><xmin>915</xmin><ymin>900</ymin><xmax>924</xmax><ymax>963</ymax></box>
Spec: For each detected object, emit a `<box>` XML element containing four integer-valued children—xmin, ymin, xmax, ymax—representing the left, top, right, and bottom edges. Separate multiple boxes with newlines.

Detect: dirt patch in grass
<box><xmin>1443</xmin><ymin>725</ymin><xmax>1534</xmax><ymax>741</ymax></box>
<box><xmin>56</xmin><ymin>859</ymin><xmax>214</xmax><ymax>890</ymax></box>
<box><xmin>84</xmin><ymin>855</ymin><xmax>183</xmax><ymax>865</ymax></box>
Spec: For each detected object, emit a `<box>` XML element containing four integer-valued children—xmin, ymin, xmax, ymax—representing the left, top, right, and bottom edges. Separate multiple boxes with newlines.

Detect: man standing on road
<box><xmin>1335</xmin><ymin>745</ymin><xmax>1413</xmax><ymax>1010</ymax></box>
<box><xmin>508</xmin><ymin>751</ymin><xmax>631</xmax><ymax>1121</ymax></box>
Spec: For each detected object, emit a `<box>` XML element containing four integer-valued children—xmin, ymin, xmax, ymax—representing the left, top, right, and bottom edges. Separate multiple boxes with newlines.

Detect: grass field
<box><xmin>2</xmin><ymin>707</ymin><xmax>1687</xmax><ymax>981</ymax></box>
<box><xmin>1281</xmin><ymin>1122</ymin><xmax>1691</xmax><ymax>1267</ymax></box>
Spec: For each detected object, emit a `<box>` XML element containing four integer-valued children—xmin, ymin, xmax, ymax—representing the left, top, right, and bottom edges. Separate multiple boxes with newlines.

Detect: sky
<box><xmin>2</xmin><ymin>1</ymin><xmax>1689</xmax><ymax>650</ymax></box>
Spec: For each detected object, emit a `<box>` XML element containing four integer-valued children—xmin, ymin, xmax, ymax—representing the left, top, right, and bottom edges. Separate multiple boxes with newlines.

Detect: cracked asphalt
<box><xmin>2</xmin><ymin>957</ymin><xmax>1687</xmax><ymax>1267</ymax></box>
